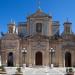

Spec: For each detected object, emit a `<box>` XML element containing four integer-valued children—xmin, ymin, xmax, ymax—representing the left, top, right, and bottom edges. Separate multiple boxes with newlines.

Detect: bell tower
<box><xmin>63</xmin><ymin>20</ymin><xmax>72</xmax><ymax>34</ymax></box>
<box><xmin>8</xmin><ymin>19</ymin><xmax>16</xmax><ymax>34</ymax></box>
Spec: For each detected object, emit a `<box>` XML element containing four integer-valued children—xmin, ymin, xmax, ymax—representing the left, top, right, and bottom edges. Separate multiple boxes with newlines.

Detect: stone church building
<box><xmin>0</xmin><ymin>9</ymin><xmax>75</xmax><ymax>67</ymax></box>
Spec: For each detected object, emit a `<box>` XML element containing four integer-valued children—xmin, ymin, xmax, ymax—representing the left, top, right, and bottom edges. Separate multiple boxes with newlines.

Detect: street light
<box><xmin>22</xmin><ymin>48</ymin><xmax>27</xmax><ymax>67</ymax></box>
<box><xmin>49</xmin><ymin>48</ymin><xmax>55</xmax><ymax>68</ymax></box>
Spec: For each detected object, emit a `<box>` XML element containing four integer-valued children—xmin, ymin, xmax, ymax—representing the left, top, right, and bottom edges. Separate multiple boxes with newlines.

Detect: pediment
<box><xmin>27</xmin><ymin>9</ymin><xmax>51</xmax><ymax>18</ymax></box>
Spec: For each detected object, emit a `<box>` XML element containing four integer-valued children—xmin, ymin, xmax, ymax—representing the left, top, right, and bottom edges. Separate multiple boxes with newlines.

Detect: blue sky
<box><xmin>0</xmin><ymin>0</ymin><xmax>75</xmax><ymax>33</ymax></box>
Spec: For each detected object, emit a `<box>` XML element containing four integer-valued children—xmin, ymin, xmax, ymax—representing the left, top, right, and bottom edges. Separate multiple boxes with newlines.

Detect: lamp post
<box><xmin>22</xmin><ymin>48</ymin><xmax>27</xmax><ymax>67</ymax></box>
<box><xmin>49</xmin><ymin>48</ymin><xmax>55</xmax><ymax>68</ymax></box>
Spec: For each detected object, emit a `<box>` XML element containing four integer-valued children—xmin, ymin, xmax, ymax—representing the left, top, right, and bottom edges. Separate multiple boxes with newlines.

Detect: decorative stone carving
<box><xmin>31</xmin><ymin>41</ymin><xmax>47</xmax><ymax>50</ymax></box>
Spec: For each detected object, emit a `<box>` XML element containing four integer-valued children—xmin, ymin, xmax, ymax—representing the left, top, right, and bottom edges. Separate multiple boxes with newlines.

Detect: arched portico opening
<box><xmin>35</xmin><ymin>52</ymin><xmax>42</xmax><ymax>66</ymax></box>
<box><xmin>7</xmin><ymin>52</ymin><xmax>14</xmax><ymax>67</ymax></box>
<box><xmin>65</xmin><ymin>52</ymin><xmax>71</xmax><ymax>67</ymax></box>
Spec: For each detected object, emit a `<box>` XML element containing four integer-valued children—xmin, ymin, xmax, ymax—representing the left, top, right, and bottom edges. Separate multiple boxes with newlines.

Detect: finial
<box><xmin>66</xmin><ymin>17</ymin><xmax>69</xmax><ymax>22</ymax></box>
<box><xmin>13</xmin><ymin>21</ymin><xmax>15</xmax><ymax>24</ymax></box>
<box><xmin>38</xmin><ymin>0</ymin><xmax>41</xmax><ymax>10</ymax></box>
<box><xmin>38</xmin><ymin>1</ymin><xmax>40</xmax><ymax>9</ymax></box>
<box><xmin>10</xmin><ymin>18</ymin><xmax>13</xmax><ymax>23</ymax></box>
<box><xmin>10</xmin><ymin>18</ymin><xmax>15</xmax><ymax>24</ymax></box>
<box><xmin>49</xmin><ymin>12</ymin><xmax>52</xmax><ymax>16</ymax></box>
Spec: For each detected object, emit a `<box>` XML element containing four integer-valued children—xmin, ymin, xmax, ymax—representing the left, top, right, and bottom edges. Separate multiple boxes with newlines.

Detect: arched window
<box><xmin>36</xmin><ymin>23</ymin><xmax>42</xmax><ymax>33</ymax></box>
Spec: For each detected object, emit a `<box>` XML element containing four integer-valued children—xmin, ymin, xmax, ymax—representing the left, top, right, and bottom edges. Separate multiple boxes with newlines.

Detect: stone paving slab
<box><xmin>1</xmin><ymin>67</ymin><xmax>75</xmax><ymax>75</ymax></box>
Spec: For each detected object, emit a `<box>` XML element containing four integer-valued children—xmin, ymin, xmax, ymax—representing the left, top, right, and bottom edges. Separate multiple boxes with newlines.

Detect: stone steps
<box><xmin>4</xmin><ymin>67</ymin><xmax>68</xmax><ymax>75</ymax></box>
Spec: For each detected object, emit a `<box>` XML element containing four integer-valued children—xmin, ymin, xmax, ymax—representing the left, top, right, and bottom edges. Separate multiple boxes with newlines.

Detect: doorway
<box><xmin>65</xmin><ymin>52</ymin><xmax>71</xmax><ymax>67</ymax></box>
<box><xmin>35</xmin><ymin>52</ymin><xmax>42</xmax><ymax>65</ymax></box>
<box><xmin>7</xmin><ymin>52</ymin><xmax>14</xmax><ymax>67</ymax></box>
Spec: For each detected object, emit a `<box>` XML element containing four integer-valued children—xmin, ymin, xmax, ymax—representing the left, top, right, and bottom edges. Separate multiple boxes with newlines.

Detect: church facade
<box><xmin>0</xmin><ymin>9</ymin><xmax>75</xmax><ymax>67</ymax></box>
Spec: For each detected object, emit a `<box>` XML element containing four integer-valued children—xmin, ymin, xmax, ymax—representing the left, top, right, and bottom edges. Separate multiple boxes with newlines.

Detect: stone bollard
<box><xmin>51</xmin><ymin>64</ymin><xmax>54</xmax><ymax>68</ymax></box>
<box><xmin>0</xmin><ymin>66</ymin><xmax>6</xmax><ymax>74</ymax></box>
<box><xmin>15</xmin><ymin>67</ymin><xmax>23</xmax><ymax>75</ymax></box>
<box><xmin>65</xmin><ymin>68</ymin><xmax>74</xmax><ymax>75</ymax></box>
